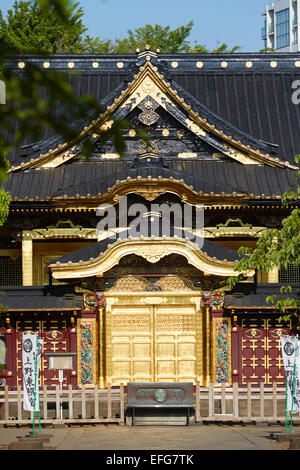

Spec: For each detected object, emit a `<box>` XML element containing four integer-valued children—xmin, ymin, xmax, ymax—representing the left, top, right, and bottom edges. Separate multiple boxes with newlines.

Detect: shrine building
<box><xmin>0</xmin><ymin>49</ymin><xmax>299</xmax><ymax>389</ymax></box>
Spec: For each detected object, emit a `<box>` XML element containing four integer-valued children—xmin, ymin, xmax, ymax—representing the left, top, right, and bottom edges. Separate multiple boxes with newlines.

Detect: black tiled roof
<box><xmin>225</xmin><ymin>283</ymin><xmax>300</xmax><ymax>308</ymax></box>
<box><xmin>0</xmin><ymin>286</ymin><xmax>83</xmax><ymax>310</ymax></box>
<box><xmin>4</xmin><ymin>52</ymin><xmax>300</xmax><ymax>166</ymax></box>
<box><xmin>5</xmin><ymin>160</ymin><xmax>298</xmax><ymax>200</ymax></box>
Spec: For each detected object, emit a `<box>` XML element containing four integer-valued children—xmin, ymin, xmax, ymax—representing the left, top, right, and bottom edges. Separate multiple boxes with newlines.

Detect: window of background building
<box><xmin>0</xmin><ymin>256</ymin><xmax>22</xmax><ymax>285</ymax></box>
<box><xmin>279</xmin><ymin>264</ymin><xmax>300</xmax><ymax>283</ymax></box>
<box><xmin>276</xmin><ymin>8</ymin><xmax>290</xmax><ymax>48</ymax></box>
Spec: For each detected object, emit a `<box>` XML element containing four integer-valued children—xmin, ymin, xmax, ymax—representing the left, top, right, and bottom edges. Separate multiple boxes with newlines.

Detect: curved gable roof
<box><xmin>5</xmin><ymin>51</ymin><xmax>300</xmax><ymax>169</ymax></box>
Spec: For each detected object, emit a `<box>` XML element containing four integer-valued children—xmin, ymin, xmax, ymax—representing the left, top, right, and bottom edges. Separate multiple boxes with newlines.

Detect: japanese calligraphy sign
<box><xmin>22</xmin><ymin>333</ymin><xmax>43</xmax><ymax>412</ymax></box>
<box><xmin>280</xmin><ymin>336</ymin><xmax>300</xmax><ymax>412</ymax></box>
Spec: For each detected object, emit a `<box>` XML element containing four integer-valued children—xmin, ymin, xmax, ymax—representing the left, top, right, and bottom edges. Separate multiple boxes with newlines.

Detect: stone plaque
<box><xmin>127</xmin><ymin>382</ymin><xmax>193</xmax><ymax>408</ymax></box>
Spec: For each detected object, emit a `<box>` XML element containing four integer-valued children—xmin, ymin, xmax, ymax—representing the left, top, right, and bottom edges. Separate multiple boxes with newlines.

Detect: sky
<box><xmin>0</xmin><ymin>0</ymin><xmax>269</xmax><ymax>52</ymax></box>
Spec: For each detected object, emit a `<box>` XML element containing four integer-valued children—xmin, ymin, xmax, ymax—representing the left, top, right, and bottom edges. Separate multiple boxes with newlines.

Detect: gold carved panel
<box><xmin>105</xmin><ymin>293</ymin><xmax>202</xmax><ymax>386</ymax></box>
<box><xmin>110</xmin><ymin>306</ymin><xmax>153</xmax><ymax>385</ymax></box>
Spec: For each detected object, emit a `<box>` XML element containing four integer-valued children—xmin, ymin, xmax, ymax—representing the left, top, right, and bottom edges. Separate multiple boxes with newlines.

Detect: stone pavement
<box><xmin>0</xmin><ymin>424</ymin><xmax>286</xmax><ymax>450</ymax></box>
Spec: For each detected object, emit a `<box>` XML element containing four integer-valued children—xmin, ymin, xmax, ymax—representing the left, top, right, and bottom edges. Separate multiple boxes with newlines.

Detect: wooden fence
<box><xmin>0</xmin><ymin>384</ymin><xmax>125</xmax><ymax>425</ymax></box>
<box><xmin>195</xmin><ymin>382</ymin><xmax>299</xmax><ymax>423</ymax></box>
<box><xmin>0</xmin><ymin>382</ymin><xmax>298</xmax><ymax>426</ymax></box>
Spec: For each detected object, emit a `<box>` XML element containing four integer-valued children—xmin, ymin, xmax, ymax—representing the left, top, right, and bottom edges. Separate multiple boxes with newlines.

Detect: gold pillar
<box><xmin>105</xmin><ymin>297</ymin><xmax>113</xmax><ymax>386</ymax></box>
<box><xmin>268</xmin><ymin>266</ymin><xmax>279</xmax><ymax>283</ymax></box>
<box><xmin>204</xmin><ymin>304</ymin><xmax>211</xmax><ymax>387</ymax></box>
<box><xmin>98</xmin><ymin>307</ymin><xmax>106</xmax><ymax>388</ymax></box>
<box><xmin>196</xmin><ymin>302</ymin><xmax>203</xmax><ymax>384</ymax></box>
<box><xmin>22</xmin><ymin>231</ymin><xmax>33</xmax><ymax>286</ymax></box>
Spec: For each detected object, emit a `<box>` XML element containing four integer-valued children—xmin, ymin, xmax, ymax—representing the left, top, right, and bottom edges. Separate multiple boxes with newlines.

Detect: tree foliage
<box><xmin>0</xmin><ymin>3</ymin><xmax>240</xmax><ymax>55</ymax></box>
<box><xmin>79</xmin><ymin>22</ymin><xmax>240</xmax><ymax>54</ymax></box>
<box><xmin>0</xmin><ymin>0</ymin><xmax>87</xmax><ymax>53</ymax></box>
<box><xmin>113</xmin><ymin>22</ymin><xmax>195</xmax><ymax>53</ymax></box>
<box><xmin>228</xmin><ymin>156</ymin><xmax>300</xmax><ymax>321</ymax></box>
<box><xmin>187</xmin><ymin>40</ymin><xmax>240</xmax><ymax>54</ymax></box>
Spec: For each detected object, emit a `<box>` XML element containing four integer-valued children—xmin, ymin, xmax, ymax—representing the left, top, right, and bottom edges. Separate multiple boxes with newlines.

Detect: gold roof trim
<box><xmin>225</xmin><ymin>305</ymin><xmax>298</xmax><ymax>310</ymax></box>
<box><xmin>9</xmin><ymin>59</ymin><xmax>298</xmax><ymax>172</ymax></box>
<box><xmin>49</xmin><ymin>236</ymin><xmax>254</xmax><ymax>280</ymax></box>
<box><xmin>50</xmin><ymin>176</ymin><xmax>250</xmax><ymax>208</ymax></box>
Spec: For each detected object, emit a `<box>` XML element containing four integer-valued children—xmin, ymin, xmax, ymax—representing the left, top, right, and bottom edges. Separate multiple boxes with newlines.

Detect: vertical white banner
<box><xmin>22</xmin><ymin>334</ymin><xmax>43</xmax><ymax>412</ymax></box>
<box><xmin>280</xmin><ymin>336</ymin><xmax>300</xmax><ymax>412</ymax></box>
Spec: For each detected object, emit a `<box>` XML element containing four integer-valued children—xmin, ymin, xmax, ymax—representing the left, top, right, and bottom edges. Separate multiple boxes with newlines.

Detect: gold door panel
<box><xmin>110</xmin><ymin>306</ymin><xmax>153</xmax><ymax>385</ymax></box>
<box><xmin>105</xmin><ymin>293</ymin><xmax>202</xmax><ymax>386</ymax></box>
<box><xmin>155</xmin><ymin>306</ymin><xmax>197</xmax><ymax>383</ymax></box>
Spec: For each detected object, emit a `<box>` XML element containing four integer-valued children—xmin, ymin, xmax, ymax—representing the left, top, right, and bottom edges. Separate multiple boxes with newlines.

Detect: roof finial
<box><xmin>136</xmin><ymin>45</ymin><xmax>159</xmax><ymax>63</ymax></box>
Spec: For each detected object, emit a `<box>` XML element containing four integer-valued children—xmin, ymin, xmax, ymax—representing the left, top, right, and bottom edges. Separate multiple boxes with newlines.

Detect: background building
<box><xmin>262</xmin><ymin>0</ymin><xmax>299</xmax><ymax>51</ymax></box>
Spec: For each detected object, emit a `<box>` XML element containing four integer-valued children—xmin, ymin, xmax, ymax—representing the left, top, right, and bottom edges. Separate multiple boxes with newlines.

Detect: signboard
<box><xmin>22</xmin><ymin>333</ymin><xmax>43</xmax><ymax>412</ymax></box>
<box><xmin>280</xmin><ymin>336</ymin><xmax>300</xmax><ymax>413</ymax></box>
<box><xmin>46</xmin><ymin>353</ymin><xmax>74</xmax><ymax>370</ymax></box>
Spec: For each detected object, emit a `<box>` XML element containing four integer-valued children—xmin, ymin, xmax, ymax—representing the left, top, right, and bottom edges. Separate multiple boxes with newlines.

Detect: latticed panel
<box><xmin>155</xmin><ymin>308</ymin><xmax>197</xmax><ymax>383</ymax></box>
<box><xmin>279</xmin><ymin>264</ymin><xmax>300</xmax><ymax>283</ymax></box>
<box><xmin>111</xmin><ymin>307</ymin><xmax>153</xmax><ymax>385</ymax></box>
<box><xmin>15</xmin><ymin>316</ymin><xmax>72</xmax><ymax>387</ymax></box>
<box><xmin>0</xmin><ymin>256</ymin><xmax>22</xmax><ymax>285</ymax></box>
<box><xmin>241</xmin><ymin>316</ymin><xmax>289</xmax><ymax>384</ymax></box>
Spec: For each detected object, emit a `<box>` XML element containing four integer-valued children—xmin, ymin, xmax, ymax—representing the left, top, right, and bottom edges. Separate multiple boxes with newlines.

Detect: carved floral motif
<box><xmin>80</xmin><ymin>321</ymin><xmax>94</xmax><ymax>385</ymax></box>
<box><xmin>215</xmin><ymin>320</ymin><xmax>229</xmax><ymax>383</ymax></box>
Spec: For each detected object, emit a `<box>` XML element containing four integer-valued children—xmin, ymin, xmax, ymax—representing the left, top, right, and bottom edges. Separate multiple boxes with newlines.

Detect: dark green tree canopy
<box><xmin>0</xmin><ymin>2</ymin><xmax>240</xmax><ymax>54</ymax></box>
<box><xmin>113</xmin><ymin>22</ymin><xmax>195</xmax><ymax>53</ymax></box>
<box><xmin>0</xmin><ymin>0</ymin><xmax>87</xmax><ymax>53</ymax></box>
<box><xmin>228</xmin><ymin>156</ymin><xmax>300</xmax><ymax>321</ymax></box>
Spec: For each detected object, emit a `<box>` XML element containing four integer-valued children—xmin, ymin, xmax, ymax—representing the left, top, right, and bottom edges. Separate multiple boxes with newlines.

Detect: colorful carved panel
<box><xmin>77</xmin><ymin>318</ymin><xmax>97</xmax><ymax>386</ymax></box>
<box><xmin>84</xmin><ymin>292</ymin><xmax>106</xmax><ymax>309</ymax></box>
<box><xmin>241</xmin><ymin>316</ymin><xmax>290</xmax><ymax>384</ymax></box>
<box><xmin>212</xmin><ymin>317</ymin><xmax>231</xmax><ymax>385</ymax></box>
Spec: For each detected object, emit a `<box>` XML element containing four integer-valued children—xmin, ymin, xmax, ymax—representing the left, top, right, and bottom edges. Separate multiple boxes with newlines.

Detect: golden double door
<box><xmin>104</xmin><ymin>293</ymin><xmax>203</xmax><ymax>386</ymax></box>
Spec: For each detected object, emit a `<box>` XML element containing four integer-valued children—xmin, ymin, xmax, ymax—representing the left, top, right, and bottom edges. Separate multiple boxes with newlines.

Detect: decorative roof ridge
<box><xmin>8</xmin><ymin>51</ymin><xmax>299</xmax><ymax>172</ymax></box>
<box><xmin>5</xmin><ymin>51</ymin><xmax>300</xmax><ymax>59</ymax></box>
